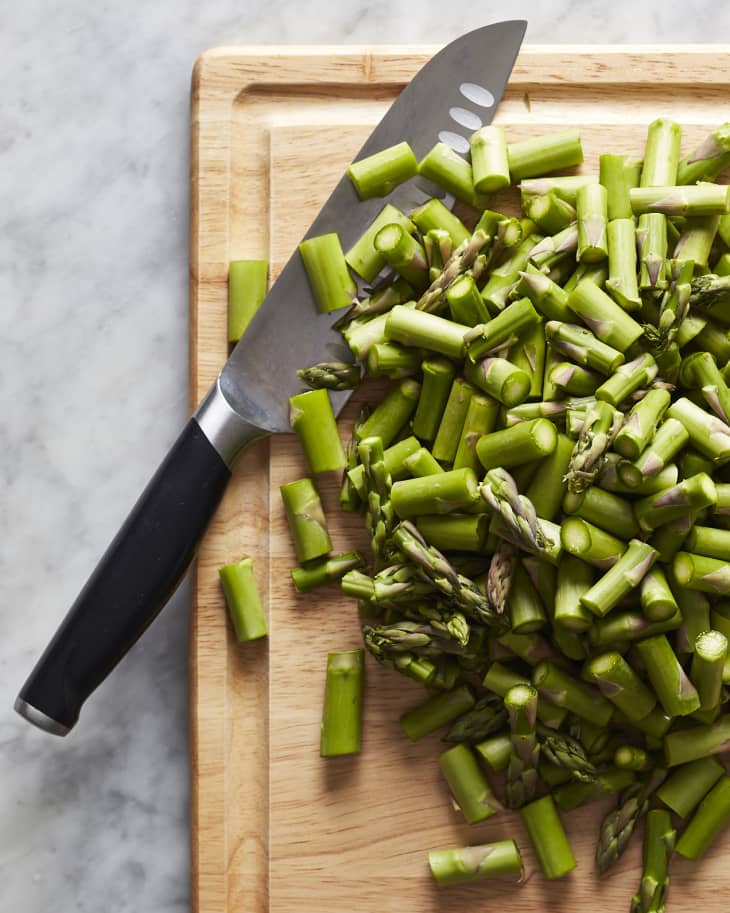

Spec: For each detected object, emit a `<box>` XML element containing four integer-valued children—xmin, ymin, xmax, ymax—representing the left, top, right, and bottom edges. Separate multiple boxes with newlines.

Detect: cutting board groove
<box><xmin>190</xmin><ymin>45</ymin><xmax>730</xmax><ymax>913</ymax></box>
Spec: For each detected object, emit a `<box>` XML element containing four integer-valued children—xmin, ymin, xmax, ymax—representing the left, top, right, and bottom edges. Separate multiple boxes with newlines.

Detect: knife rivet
<box><xmin>449</xmin><ymin>106</ymin><xmax>482</xmax><ymax>131</ymax></box>
<box><xmin>459</xmin><ymin>82</ymin><xmax>495</xmax><ymax>108</ymax></box>
<box><xmin>438</xmin><ymin>131</ymin><xmax>470</xmax><ymax>155</ymax></box>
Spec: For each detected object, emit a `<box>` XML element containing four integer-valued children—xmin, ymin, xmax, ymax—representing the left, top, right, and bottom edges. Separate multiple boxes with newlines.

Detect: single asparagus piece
<box><xmin>550</xmin><ymin>362</ymin><xmax>601</xmax><ymax>396</ymax></box>
<box><xmin>538</xmin><ymin>726</ymin><xmax>598</xmax><ymax>782</ymax></box>
<box><xmin>554</xmin><ymin>555</ymin><xmax>594</xmax><ymax>632</ymax></box>
<box><xmin>630</xmin><ymin>183</ymin><xmax>730</xmax><ymax>216</ymax></box>
<box><xmin>691</xmin><ymin>318</ymin><xmax>730</xmax><ymax>365</ymax></box>
<box><xmin>428</xmin><ymin>840</ymin><xmax>523</xmax><ymax>887</ymax></box>
<box><xmin>600</xmin><ymin>153</ymin><xmax>633</xmax><ymax>220</ymax></box>
<box><xmin>508</xmin><ymin>312</ymin><xmax>547</xmax><ymax>402</ymax></box>
<box><xmin>672</xmin><ymin>552</ymin><xmax>730</xmax><ymax>595</ymax></box>
<box><xmin>596</xmin><ymin>353</ymin><xmax>657</xmax><ymax>408</ymax></box>
<box><xmin>533</xmin><ymin>660</ymin><xmax>614</xmax><ymax>725</ymax></box>
<box><xmin>678</xmin><ymin>123</ymin><xmax>730</xmax><ymax>185</ymax></box>
<box><xmin>445</xmin><ymin>274</ymin><xmax>489</xmax><ymax>326</ymax></box>
<box><xmin>617</xmin><ymin>418</ymin><xmax>690</xmax><ymax>488</ymax></box>
<box><xmin>691</xmin><ymin>630</ymin><xmax>728</xmax><ymax>711</ymax></box>
<box><xmin>465</xmin><ymin>297</ymin><xmax>541</xmax><ymax>362</ymax></box>
<box><xmin>637</xmin><ymin>213</ymin><xmax>668</xmax><ymax>289</ymax></box>
<box><xmin>525</xmin><ymin>433</ymin><xmax>574</xmax><ymax>521</ymax></box>
<box><xmin>635</xmin><ymin>634</ymin><xmax>700</xmax><ymax>717</ymax></box>
<box><xmin>675</xmin><ymin>776</ymin><xmax>730</xmax><ymax>860</ymax></box>
<box><xmin>520</xmin><ymin>795</ymin><xmax>577</xmax><ymax>879</ymax></box>
<box><xmin>520</xmin><ymin>174</ymin><xmax>597</xmax><ymax>205</ymax></box>
<box><xmin>685</xmin><ymin>524</ymin><xmax>730</xmax><ymax>559</ymax></box>
<box><xmin>419</xmin><ymin>142</ymin><xmax>487</xmax><ymax>208</ymax></box>
<box><xmin>545</xmin><ymin>320</ymin><xmax>625</xmax><ymax>374</ymax></box>
<box><xmin>366</xmin><ymin>343</ymin><xmax>422</xmax><ymax>379</ymax></box>
<box><xmin>630</xmin><ymin>808</ymin><xmax>675</xmax><ymax>913</ymax></box>
<box><xmin>584</xmin><ymin>651</ymin><xmax>657</xmax><ymax>722</ymax></box>
<box><xmin>470</xmin><ymin>125</ymin><xmax>511</xmax><ymax>192</ymax></box>
<box><xmin>410</xmin><ymin>197</ymin><xmax>470</xmax><ymax>246</ymax></box>
<box><xmin>291</xmin><ymin>551</ymin><xmax>365</xmax><ymax>593</ymax></box>
<box><xmin>453</xmin><ymin>393</ymin><xmax>500</xmax><ymax>472</ymax></box>
<box><xmin>717</xmin><ymin>252</ymin><xmax>730</xmax><ymax>277</ymax></box>
<box><xmin>385</xmin><ymin>304</ymin><xmax>467</xmax><ymax>359</ymax></box>
<box><xmin>423</xmin><ymin>228</ymin><xmax>454</xmax><ymax>281</ymax></box>
<box><xmin>504</xmin><ymin>683</ymin><xmax>540</xmax><ymax>808</ymax></box>
<box><xmin>508</xmin><ymin>129</ymin><xmax>583</xmax><ymax>180</ymax></box>
<box><xmin>529</xmin><ymin>223</ymin><xmax>579</xmax><ymax>268</ymax></box>
<box><xmin>640</xmin><ymin>567</ymin><xmax>679</xmax><ymax>622</ymax></box>
<box><xmin>613</xmin><ymin>388</ymin><xmax>672</xmax><ymax>461</ymax></box>
<box><xmin>289</xmin><ymin>389</ymin><xmax>347</xmax><ymax>473</ymax></box>
<box><xmin>675</xmin><ymin>586</ymin><xmax>712</xmax><ymax>653</ymax></box>
<box><xmin>595</xmin><ymin>770</ymin><xmax>666</xmax><ymax>875</ymax></box>
<box><xmin>563</xmin><ymin>486</ymin><xmax>640</xmax><ymax>541</ymax></box>
<box><xmin>641</xmin><ymin>118</ymin><xmax>682</xmax><ymax>187</ymax></box>
<box><xmin>614</xmin><ymin>745</ymin><xmax>652</xmax><ymax>771</ymax></box>
<box><xmin>404</xmin><ymin>448</ymin><xmax>444</xmax><ymax>478</ymax></box>
<box><xmin>664</xmin><ymin>715</ymin><xmax>730</xmax><ymax>766</ymax></box>
<box><xmin>347</xmin><ymin>141</ymin><xmax>418</xmax><ymax>199</ymax></box>
<box><xmin>554</xmin><ymin>768</ymin><xmax>636</xmax><ymax>812</ymax></box>
<box><xmin>656</xmin><ymin>756</ymin><xmax>725</xmax><ymax>817</ymax></box>
<box><xmin>498</xmin><ymin>631</ymin><xmax>561</xmax><ymax>665</ymax></box>
<box><xmin>374</xmin><ymin>223</ymin><xmax>428</xmax><ymax>289</ymax></box>
<box><xmin>357</xmin><ymin>378</ymin><xmax>421</xmax><ymax>447</ymax></box>
<box><xmin>606</xmin><ymin>218</ymin><xmax>641</xmax><ymax>310</ymax></box>
<box><xmin>432</xmin><ymin>378</ymin><xmax>477</xmax><ymax>463</ymax></box>
<box><xmin>507</xmin><ymin>564</ymin><xmax>547</xmax><ymax>634</ymax></box>
<box><xmin>565</xmin><ymin>400</ymin><xmax>621</xmax><ymax>494</ymax></box>
<box><xmin>400</xmin><ymin>684</ymin><xmax>475</xmax><ymax>740</ymax></box>
<box><xmin>483</xmin><ymin>662</ymin><xmax>567</xmax><ymax>729</ymax></box>
<box><xmin>482</xmin><ymin>233</ymin><xmax>543</xmax><ymax>311</ymax></box>
<box><xmin>280</xmin><ymin>478</ymin><xmax>332</xmax><ymax>564</ymax></box>
<box><xmin>634</xmin><ymin>472</ymin><xmax>717</xmax><ymax>533</ymax></box>
<box><xmin>561</xmin><ymin>518</ymin><xmax>626</xmax><ymax>570</ymax></box>
<box><xmin>568</xmin><ymin>279</ymin><xmax>644</xmax><ymax>350</ymax></box>
<box><xmin>480</xmin><ymin>468</ymin><xmax>551</xmax><ymax>555</ymax></box>
<box><xmin>228</xmin><ymin>259</ymin><xmax>268</xmax><ymax>343</ymax></box>
<box><xmin>476</xmin><ymin>417</ymin><xmax>558</xmax><ymax>471</ymax></box>
<box><xmin>515</xmin><ymin>263</ymin><xmax>573</xmax><ymax>322</ymax></box>
<box><xmin>589</xmin><ymin>609</ymin><xmax>682</xmax><ymax>648</ymax></box>
<box><xmin>320</xmin><ymin>650</ymin><xmax>364</xmax><ymax>757</ymax></box>
<box><xmin>299</xmin><ymin>233</ymin><xmax>357</xmax><ymax>313</ymax></box>
<box><xmin>681</xmin><ymin>349</ymin><xmax>730</xmax><ymax>424</ymax></box>
<box><xmin>576</xmin><ymin>183</ymin><xmax>608</xmax><ymax>262</ymax></box>
<box><xmin>475</xmin><ymin>732</ymin><xmax>514</xmax><ymax>773</ymax></box>
<box><xmin>464</xmin><ymin>356</ymin><xmax>531</xmax><ymax>407</ymax></box>
<box><xmin>345</xmin><ymin>208</ymin><xmax>417</xmax><ymax>282</ymax></box>
<box><xmin>674</xmin><ymin>214</ymin><xmax>720</xmax><ymax>271</ymax></box>
<box><xmin>415</xmin><ymin>514</ymin><xmax>488</xmax><ymax>553</ymax></box>
<box><xmin>439</xmin><ymin>743</ymin><xmax>502</xmax><ymax>824</ymax></box>
<box><xmin>599</xmin><ymin>455</ymin><xmax>678</xmax><ymax>495</ymax></box>
<box><xmin>527</xmin><ymin>191</ymin><xmax>576</xmax><ymax>235</ymax></box>
<box><xmin>219</xmin><ymin>556</ymin><xmax>268</xmax><ymax>642</ymax></box>
<box><xmin>391</xmin><ymin>467</ymin><xmax>479</xmax><ymax>518</ymax></box>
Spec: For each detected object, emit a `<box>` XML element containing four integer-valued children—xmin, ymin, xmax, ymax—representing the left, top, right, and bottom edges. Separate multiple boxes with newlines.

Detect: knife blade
<box><xmin>16</xmin><ymin>21</ymin><xmax>527</xmax><ymax>735</ymax></box>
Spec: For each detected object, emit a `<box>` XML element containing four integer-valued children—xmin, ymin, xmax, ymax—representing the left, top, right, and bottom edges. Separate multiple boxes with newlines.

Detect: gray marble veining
<box><xmin>2</xmin><ymin>2</ymin><xmax>729</xmax><ymax>910</ymax></box>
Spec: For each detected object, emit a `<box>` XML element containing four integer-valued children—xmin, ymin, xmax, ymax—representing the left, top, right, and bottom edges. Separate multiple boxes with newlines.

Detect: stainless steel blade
<box><xmin>218</xmin><ymin>21</ymin><xmax>527</xmax><ymax>433</ymax></box>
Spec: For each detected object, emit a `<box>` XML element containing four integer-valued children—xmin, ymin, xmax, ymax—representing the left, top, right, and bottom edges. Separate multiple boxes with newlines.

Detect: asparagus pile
<box><xmin>274</xmin><ymin>118</ymin><xmax>730</xmax><ymax>900</ymax></box>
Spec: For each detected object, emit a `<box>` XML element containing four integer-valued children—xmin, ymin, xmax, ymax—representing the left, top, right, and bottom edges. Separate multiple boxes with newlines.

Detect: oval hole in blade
<box><xmin>449</xmin><ymin>106</ymin><xmax>482</xmax><ymax>131</ymax></box>
<box><xmin>438</xmin><ymin>131</ymin><xmax>470</xmax><ymax>155</ymax></box>
<box><xmin>459</xmin><ymin>82</ymin><xmax>495</xmax><ymax>108</ymax></box>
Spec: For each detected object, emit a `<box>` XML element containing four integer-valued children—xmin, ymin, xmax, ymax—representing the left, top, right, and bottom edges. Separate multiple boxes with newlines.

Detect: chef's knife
<box><xmin>16</xmin><ymin>21</ymin><xmax>527</xmax><ymax>735</ymax></box>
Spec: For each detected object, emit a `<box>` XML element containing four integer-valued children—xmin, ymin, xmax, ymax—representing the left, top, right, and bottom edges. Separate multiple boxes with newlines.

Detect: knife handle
<box><xmin>15</xmin><ymin>382</ymin><xmax>257</xmax><ymax>734</ymax></box>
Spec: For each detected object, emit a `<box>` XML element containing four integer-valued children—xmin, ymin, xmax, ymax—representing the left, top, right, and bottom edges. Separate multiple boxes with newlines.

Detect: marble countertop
<box><xmin>2</xmin><ymin>3</ymin><xmax>730</xmax><ymax>910</ymax></box>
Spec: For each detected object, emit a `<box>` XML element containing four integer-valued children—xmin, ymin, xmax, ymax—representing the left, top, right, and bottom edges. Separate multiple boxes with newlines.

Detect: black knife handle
<box><xmin>16</xmin><ymin>413</ymin><xmax>236</xmax><ymax>735</ymax></box>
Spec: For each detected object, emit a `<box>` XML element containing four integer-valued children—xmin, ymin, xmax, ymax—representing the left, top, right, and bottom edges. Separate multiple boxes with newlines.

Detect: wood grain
<box><xmin>190</xmin><ymin>45</ymin><xmax>730</xmax><ymax>913</ymax></box>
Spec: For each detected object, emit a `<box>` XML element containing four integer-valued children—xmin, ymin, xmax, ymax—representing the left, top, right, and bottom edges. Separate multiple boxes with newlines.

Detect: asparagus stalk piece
<box><xmin>630</xmin><ymin>183</ymin><xmax>730</xmax><ymax>216</ymax></box>
<box><xmin>515</xmin><ymin>264</ymin><xmax>573</xmax><ymax>322</ymax></box>
<box><xmin>550</xmin><ymin>362</ymin><xmax>601</xmax><ymax>396</ymax></box>
<box><xmin>554</xmin><ymin>768</ymin><xmax>636</xmax><ymax>812</ymax></box>
<box><xmin>365</xmin><ymin>343</ymin><xmax>422</xmax><ymax>379</ymax></box>
<box><xmin>640</xmin><ymin>567</ymin><xmax>679</xmax><ymax>622</ymax></box>
<box><xmin>656</xmin><ymin>756</ymin><xmax>725</xmax><ymax>816</ymax></box>
<box><xmin>664</xmin><ymin>715</ymin><xmax>730</xmax><ymax>766</ymax></box>
<box><xmin>596</xmin><ymin>353</ymin><xmax>657</xmax><ymax>408</ymax></box>
<box><xmin>635</xmin><ymin>634</ymin><xmax>700</xmax><ymax>717</ymax></box>
<box><xmin>630</xmin><ymin>809</ymin><xmax>675</xmax><ymax>913</ymax></box>
<box><xmin>415</xmin><ymin>514</ymin><xmax>488</xmax><ymax>553</ymax></box>
<box><xmin>219</xmin><ymin>556</ymin><xmax>268</xmax><ymax>642</ymax></box>
<box><xmin>554</xmin><ymin>555</ymin><xmax>594</xmax><ymax>632</ymax></box>
<box><xmin>634</xmin><ymin>472</ymin><xmax>717</xmax><ymax>533</ymax></box>
<box><xmin>674</xmin><ymin>215</ymin><xmax>720</xmax><ymax>271</ymax></box>
<box><xmin>465</xmin><ymin>297</ymin><xmax>541</xmax><ymax>362</ymax></box>
<box><xmin>614</xmin><ymin>745</ymin><xmax>652</xmax><ymax>771</ymax></box>
<box><xmin>289</xmin><ymin>389</ymin><xmax>347</xmax><ymax>473</ymax></box>
<box><xmin>685</xmin><ymin>524</ymin><xmax>730</xmax><ymax>559</ymax></box>
<box><xmin>678</xmin><ymin>123</ymin><xmax>730</xmax><ymax>185</ymax></box>
<box><xmin>507</xmin><ymin>564</ymin><xmax>547</xmax><ymax>634</ymax></box>
<box><xmin>476</xmin><ymin>418</ymin><xmax>558</xmax><ymax>471</ymax></box>
<box><xmin>347</xmin><ymin>435</ymin><xmax>419</xmax><ymax>498</ymax></box>
<box><xmin>391</xmin><ymin>467</ymin><xmax>479</xmax><ymax>518</ymax></box>
<box><xmin>600</xmin><ymin>153</ymin><xmax>633</xmax><ymax>220</ymax></box>
<box><xmin>606</xmin><ymin>218</ymin><xmax>641</xmax><ymax>310</ymax></box>
<box><xmin>291</xmin><ymin>551</ymin><xmax>365</xmax><ymax>593</ymax></box>
<box><xmin>563</xmin><ymin>485</ymin><xmax>640</xmax><ymax>541</ymax></box>
<box><xmin>527</xmin><ymin>191</ymin><xmax>576</xmax><ymax>235</ymax></box>
<box><xmin>599</xmin><ymin>455</ymin><xmax>678</xmax><ymax>495</ymax></box>
<box><xmin>641</xmin><ymin>118</ymin><xmax>682</xmax><ymax>187</ymax></box>
<box><xmin>675</xmin><ymin>586</ymin><xmax>712</xmax><ymax>653</ymax></box>
<box><xmin>520</xmin><ymin>795</ymin><xmax>577</xmax><ymax>879</ymax></box>
<box><xmin>228</xmin><ymin>259</ymin><xmax>268</xmax><ymax>343</ymax></box>
<box><xmin>533</xmin><ymin>660</ymin><xmax>614</xmax><ymax>725</ymax></box>
<box><xmin>676</xmin><ymin>776</ymin><xmax>730</xmax><ymax>860</ymax></box>
<box><xmin>613</xmin><ymin>388</ymin><xmax>672</xmax><ymax>461</ymax></box>
<box><xmin>504</xmin><ymin>683</ymin><xmax>540</xmax><ymax>808</ymax></box>
<box><xmin>508</xmin><ymin>130</ymin><xmax>584</xmax><ymax>180</ymax></box>
<box><xmin>347</xmin><ymin>141</ymin><xmax>418</xmax><ymax>199</ymax></box>
<box><xmin>280</xmin><ymin>478</ymin><xmax>332</xmax><ymax>563</ymax></box>
<box><xmin>525</xmin><ymin>433</ymin><xmax>574</xmax><ymax>521</ymax></box>
<box><xmin>520</xmin><ymin>174</ymin><xmax>597</xmax><ymax>205</ymax></box>
<box><xmin>374</xmin><ymin>223</ymin><xmax>428</xmax><ymax>290</ymax></box>
<box><xmin>568</xmin><ymin>279</ymin><xmax>644</xmax><ymax>350</ymax></box>
<box><xmin>589</xmin><ymin>609</ymin><xmax>682</xmax><ymax>648</ymax></box>
<box><xmin>453</xmin><ymin>393</ymin><xmax>500</xmax><ymax>472</ymax></box>
<box><xmin>345</xmin><ymin>207</ymin><xmax>416</xmax><ymax>281</ymax></box>
<box><xmin>445</xmin><ymin>274</ymin><xmax>489</xmax><ymax>326</ymax></box>
<box><xmin>357</xmin><ymin>378</ymin><xmax>420</xmax><ymax>447</ymax></box>
<box><xmin>432</xmin><ymin>378</ymin><xmax>477</xmax><ymax>463</ymax></box>
<box><xmin>482</xmin><ymin>234</ymin><xmax>543</xmax><ymax>312</ymax></box>
<box><xmin>423</xmin><ymin>228</ymin><xmax>453</xmax><ymax>280</ymax></box>
<box><xmin>404</xmin><ymin>448</ymin><xmax>444</xmax><ymax>478</ymax></box>
<box><xmin>464</xmin><ymin>356</ymin><xmax>531</xmax><ymax>407</ymax></box>
<box><xmin>439</xmin><ymin>743</ymin><xmax>502</xmax><ymax>824</ymax></box>
<box><xmin>428</xmin><ymin>840</ymin><xmax>523</xmax><ymax>887</ymax></box>
<box><xmin>545</xmin><ymin>320</ymin><xmax>625</xmax><ymax>374</ymax></box>
<box><xmin>691</xmin><ymin>630</ymin><xmax>728</xmax><ymax>711</ymax></box>
<box><xmin>299</xmin><ymin>233</ymin><xmax>357</xmax><ymax>313</ymax></box>
<box><xmin>385</xmin><ymin>304</ymin><xmax>467</xmax><ymax>359</ymax></box>
<box><xmin>576</xmin><ymin>183</ymin><xmax>609</xmax><ymax>262</ymax></box>
<box><xmin>419</xmin><ymin>142</ymin><xmax>487</xmax><ymax>208</ymax></box>
<box><xmin>561</xmin><ymin>518</ymin><xmax>626</xmax><ymax>570</ymax></box>
<box><xmin>584</xmin><ymin>651</ymin><xmax>657</xmax><ymax>722</ymax></box>
<box><xmin>482</xmin><ymin>662</ymin><xmax>567</xmax><ymax>729</ymax></box>
<box><xmin>410</xmin><ymin>197</ymin><xmax>470</xmax><ymax>246</ymax></box>
<box><xmin>673</xmin><ymin>551</ymin><xmax>730</xmax><ymax>594</ymax></box>
<box><xmin>400</xmin><ymin>684</ymin><xmax>475</xmax><ymax>740</ymax></box>
<box><xmin>681</xmin><ymin>349</ymin><xmax>730</xmax><ymax>424</ymax></box>
<box><xmin>637</xmin><ymin>213</ymin><xmax>668</xmax><ymax>290</ymax></box>
<box><xmin>617</xmin><ymin>418</ymin><xmax>689</xmax><ymax>488</ymax></box>
<box><xmin>320</xmin><ymin>650</ymin><xmax>364</xmax><ymax>757</ymax></box>
<box><xmin>475</xmin><ymin>732</ymin><xmax>514</xmax><ymax>773</ymax></box>
<box><xmin>470</xmin><ymin>125</ymin><xmax>511</xmax><ymax>192</ymax></box>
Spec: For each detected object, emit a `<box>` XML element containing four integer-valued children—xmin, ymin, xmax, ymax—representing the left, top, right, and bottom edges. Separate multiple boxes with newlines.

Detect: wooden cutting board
<box><xmin>189</xmin><ymin>45</ymin><xmax>730</xmax><ymax>913</ymax></box>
